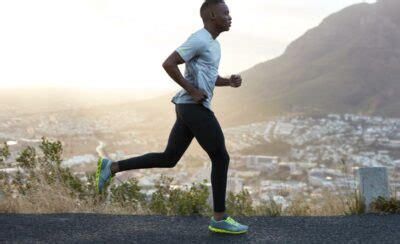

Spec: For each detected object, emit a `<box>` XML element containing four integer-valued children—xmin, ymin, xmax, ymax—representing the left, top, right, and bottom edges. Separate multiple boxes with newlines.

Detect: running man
<box><xmin>96</xmin><ymin>0</ymin><xmax>249</xmax><ymax>234</ymax></box>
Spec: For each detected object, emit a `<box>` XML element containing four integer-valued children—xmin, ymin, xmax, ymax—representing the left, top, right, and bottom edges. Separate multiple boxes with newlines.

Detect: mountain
<box><xmin>132</xmin><ymin>0</ymin><xmax>400</xmax><ymax>127</ymax></box>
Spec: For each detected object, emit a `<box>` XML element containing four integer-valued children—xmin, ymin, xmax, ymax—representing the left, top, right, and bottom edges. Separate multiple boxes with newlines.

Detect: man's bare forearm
<box><xmin>215</xmin><ymin>75</ymin><xmax>230</xmax><ymax>86</ymax></box>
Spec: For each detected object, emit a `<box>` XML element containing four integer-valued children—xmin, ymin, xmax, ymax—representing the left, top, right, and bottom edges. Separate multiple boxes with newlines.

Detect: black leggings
<box><xmin>116</xmin><ymin>103</ymin><xmax>230</xmax><ymax>212</ymax></box>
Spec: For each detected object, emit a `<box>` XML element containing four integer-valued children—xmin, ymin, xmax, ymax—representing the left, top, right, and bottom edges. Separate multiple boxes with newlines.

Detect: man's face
<box><xmin>212</xmin><ymin>3</ymin><xmax>232</xmax><ymax>32</ymax></box>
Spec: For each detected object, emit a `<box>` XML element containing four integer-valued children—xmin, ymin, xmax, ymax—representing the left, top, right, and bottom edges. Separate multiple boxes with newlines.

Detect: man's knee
<box><xmin>162</xmin><ymin>150</ymin><xmax>182</xmax><ymax>168</ymax></box>
<box><xmin>210</xmin><ymin>149</ymin><xmax>230</xmax><ymax>166</ymax></box>
<box><xmin>224</xmin><ymin>153</ymin><xmax>230</xmax><ymax>167</ymax></box>
<box><xmin>220</xmin><ymin>151</ymin><xmax>230</xmax><ymax>164</ymax></box>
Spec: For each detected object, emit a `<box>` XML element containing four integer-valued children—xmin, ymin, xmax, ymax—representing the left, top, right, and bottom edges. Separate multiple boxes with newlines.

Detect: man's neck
<box><xmin>204</xmin><ymin>25</ymin><xmax>220</xmax><ymax>39</ymax></box>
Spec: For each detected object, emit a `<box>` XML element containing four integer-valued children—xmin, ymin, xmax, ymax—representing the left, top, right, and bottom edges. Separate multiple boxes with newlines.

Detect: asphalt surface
<box><xmin>1</xmin><ymin>213</ymin><xmax>400</xmax><ymax>243</ymax></box>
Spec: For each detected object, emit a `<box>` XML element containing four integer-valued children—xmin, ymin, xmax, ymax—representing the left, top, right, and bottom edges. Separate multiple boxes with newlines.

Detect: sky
<box><xmin>0</xmin><ymin>0</ymin><xmax>376</xmax><ymax>91</ymax></box>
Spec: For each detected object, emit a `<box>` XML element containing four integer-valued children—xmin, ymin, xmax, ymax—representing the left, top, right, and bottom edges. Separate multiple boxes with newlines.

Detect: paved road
<box><xmin>1</xmin><ymin>213</ymin><xmax>400</xmax><ymax>243</ymax></box>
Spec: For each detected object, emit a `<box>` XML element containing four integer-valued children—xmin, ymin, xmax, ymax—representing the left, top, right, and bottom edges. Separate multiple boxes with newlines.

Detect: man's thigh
<box><xmin>165</xmin><ymin>114</ymin><xmax>195</xmax><ymax>155</ymax></box>
<box><xmin>177</xmin><ymin>104</ymin><xmax>226</xmax><ymax>153</ymax></box>
<box><xmin>195</xmin><ymin>114</ymin><xmax>226</xmax><ymax>153</ymax></box>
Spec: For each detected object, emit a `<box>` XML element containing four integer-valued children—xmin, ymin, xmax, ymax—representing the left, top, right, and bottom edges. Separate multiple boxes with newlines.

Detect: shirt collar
<box><xmin>202</xmin><ymin>27</ymin><xmax>215</xmax><ymax>40</ymax></box>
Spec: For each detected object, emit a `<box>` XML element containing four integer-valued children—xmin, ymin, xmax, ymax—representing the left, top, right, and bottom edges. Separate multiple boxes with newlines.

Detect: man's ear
<box><xmin>210</xmin><ymin>11</ymin><xmax>216</xmax><ymax>19</ymax></box>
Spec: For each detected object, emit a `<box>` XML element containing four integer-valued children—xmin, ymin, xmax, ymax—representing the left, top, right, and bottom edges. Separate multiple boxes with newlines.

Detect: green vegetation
<box><xmin>0</xmin><ymin>137</ymin><xmax>214</xmax><ymax>215</ymax></box>
<box><xmin>226</xmin><ymin>188</ymin><xmax>254</xmax><ymax>216</ymax></box>
<box><xmin>0</xmin><ymin>142</ymin><xmax>10</xmax><ymax>163</ymax></box>
<box><xmin>149</xmin><ymin>175</ymin><xmax>211</xmax><ymax>216</ymax></box>
<box><xmin>342</xmin><ymin>188</ymin><xmax>365</xmax><ymax>215</ymax></box>
<box><xmin>110</xmin><ymin>178</ymin><xmax>146</xmax><ymax>212</ymax></box>
<box><xmin>0</xmin><ymin>137</ymin><xmax>397</xmax><ymax>217</ymax></box>
<box><xmin>370</xmin><ymin>196</ymin><xmax>400</xmax><ymax>214</ymax></box>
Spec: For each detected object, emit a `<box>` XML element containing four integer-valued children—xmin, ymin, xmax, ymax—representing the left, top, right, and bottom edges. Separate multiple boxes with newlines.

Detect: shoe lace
<box><xmin>225</xmin><ymin>217</ymin><xmax>240</xmax><ymax>226</ymax></box>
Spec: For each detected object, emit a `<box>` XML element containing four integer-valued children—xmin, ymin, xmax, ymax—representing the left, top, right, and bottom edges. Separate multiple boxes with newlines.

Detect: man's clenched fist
<box><xmin>229</xmin><ymin>74</ymin><xmax>242</xmax><ymax>88</ymax></box>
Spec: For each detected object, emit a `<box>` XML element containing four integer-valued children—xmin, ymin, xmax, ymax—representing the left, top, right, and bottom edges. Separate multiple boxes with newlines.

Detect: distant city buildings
<box><xmin>244</xmin><ymin>155</ymin><xmax>279</xmax><ymax>172</ymax></box>
<box><xmin>2</xmin><ymin>113</ymin><xmax>400</xmax><ymax>207</ymax></box>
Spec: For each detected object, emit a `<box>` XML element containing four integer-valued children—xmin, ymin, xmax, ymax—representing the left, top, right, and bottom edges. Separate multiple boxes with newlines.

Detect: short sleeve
<box><xmin>176</xmin><ymin>34</ymin><xmax>207</xmax><ymax>62</ymax></box>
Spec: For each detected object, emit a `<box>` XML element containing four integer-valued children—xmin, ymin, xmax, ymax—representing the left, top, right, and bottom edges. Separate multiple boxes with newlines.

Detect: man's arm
<box><xmin>162</xmin><ymin>51</ymin><xmax>208</xmax><ymax>103</ymax></box>
<box><xmin>216</xmin><ymin>74</ymin><xmax>242</xmax><ymax>88</ymax></box>
<box><xmin>215</xmin><ymin>75</ymin><xmax>230</xmax><ymax>86</ymax></box>
<box><xmin>162</xmin><ymin>51</ymin><xmax>196</xmax><ymax>93</ymax></box>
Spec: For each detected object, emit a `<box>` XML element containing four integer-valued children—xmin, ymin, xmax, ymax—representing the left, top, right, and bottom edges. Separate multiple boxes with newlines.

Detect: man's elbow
<box><xmin>162</xmin><ymin>60</ymin><xmax>168</xmax><ymax>69</ymax></box>
<box><xmin>162</xmin><ymin>60</ymin><xmax>172</xmax><ymax>71</ymax></box>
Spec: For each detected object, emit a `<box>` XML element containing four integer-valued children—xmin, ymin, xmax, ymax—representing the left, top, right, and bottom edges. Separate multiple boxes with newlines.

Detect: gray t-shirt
<box><xmin>171</xmin><ymin>28</ymin><xmax>221</xmax><ymax>112</ymax></box>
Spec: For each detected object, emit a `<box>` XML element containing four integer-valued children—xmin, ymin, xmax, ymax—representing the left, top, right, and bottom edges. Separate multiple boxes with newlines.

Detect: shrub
<box><xmin>110</xmin><ymin>178</ymin><xmax>146</xmax><ymax>212</ymax></box>
<box><xmin>254</xmin><ymin>196</ymin><xmax>283</xmax><ymax>217</ymax></box>
<box><xmin>284</xmin><ymin>194</ymin><xmax>311</xmax><ymax>216</ymax></box>
<box><xmin>149</xmin><ymin>175</ymin><xmax>211</xmax><ymax>216</ymax></box>
<box><xmin>11</xmin><ymin>137</ymin><xmax>86</xmax><ymax>199</ymax></box>
<box><xmin>149</xmin><ymin>175</ymin><xmax>171</xmax><ymax>215</ymax></box>
<box><xmin>16</xmin><ymin>146</ymin><xmax>37</xmax><ymax>169</ymax></box>
<box><xmin>370</xmin><ymin>196</ymin><xmax>400</xmax><ymax>214</ymax></box>
<box><xmin>342</xmin><ymin>188</ymin><xmax>365</xmax><ymax>215</ymax></box>
<box><xmin>226</xmin><ymin>188</ymin><xmax>255</xmax><ymax>216</ymax></box>
<box><xmin>334</xmin><ymin>158</ymin><xmax>365</xmax><ymax>215</ymax></box>
<box><xmin>168</xmin><ymin>179</ymin><xmax>211</xmax><ymax>216</ymax></box>
<box><xmin>0</xmin><ymin>142</ymin><xmax>10</xmax><ymax>163</ymax></box>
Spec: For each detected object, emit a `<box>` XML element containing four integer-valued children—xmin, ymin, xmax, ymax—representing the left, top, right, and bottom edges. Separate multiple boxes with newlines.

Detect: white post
<box><xmin>357</xmin><ymin>167</ymin><xmax>390</xmax><ymax>212</ymax></box>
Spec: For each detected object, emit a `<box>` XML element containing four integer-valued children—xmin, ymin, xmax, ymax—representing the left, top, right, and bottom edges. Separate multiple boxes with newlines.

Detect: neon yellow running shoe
<box><xmin>95</xmin><ymin>157</ymin><xmax>114</xmax><ymax>193</ymax></box>
<box><xmin>208</xmin><ymin>216</ymin><xmax>249</xmax><ymax>234</ymax></box>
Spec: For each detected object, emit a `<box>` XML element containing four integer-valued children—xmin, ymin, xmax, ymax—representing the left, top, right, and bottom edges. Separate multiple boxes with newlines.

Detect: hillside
<box><xmin>131</xmin><ymin>0</ymin><xmax>400</xmax><ymax>127</ymax></box>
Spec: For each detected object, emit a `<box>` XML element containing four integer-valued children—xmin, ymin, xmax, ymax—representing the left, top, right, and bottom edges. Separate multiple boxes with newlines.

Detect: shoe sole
<box><xmin>95</xmin><ymin>157</ymin><xmax>103</xmax><ymax>193</ymax></box>
<box><xmin>208</xmin><ymin>225</ymin><xmax>247</xmax><ymax>234</ymax></box>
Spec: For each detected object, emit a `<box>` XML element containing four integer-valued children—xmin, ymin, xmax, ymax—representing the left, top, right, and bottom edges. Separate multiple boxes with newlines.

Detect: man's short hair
<box><xmin>200</xmin><ymin>0</ymin><xmax>225</xmax><ymax>14</ymax></box>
